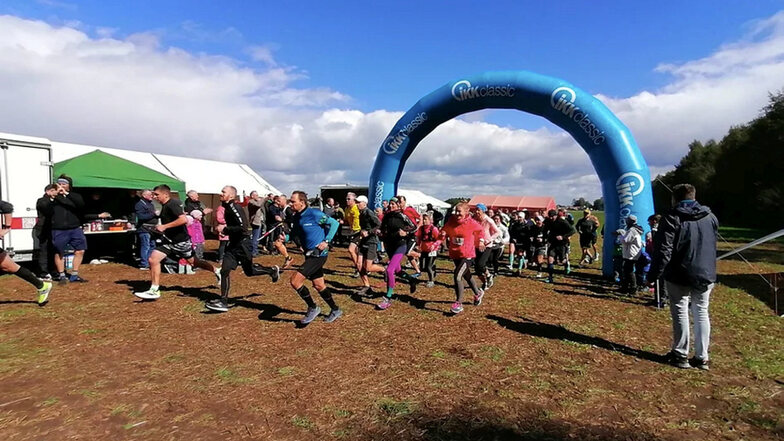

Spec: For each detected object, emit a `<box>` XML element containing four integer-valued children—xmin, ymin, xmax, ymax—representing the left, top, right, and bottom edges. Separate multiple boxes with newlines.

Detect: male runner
<box><xmin>543</xmin><ymin>209</ymin><xmax>576</xmax><ymax>283</ymax></box>
<box><xmin>355</xmin><ymin>195</ymin><xmax>385</xmax><ymax>296</ymax></box>
<box><xmin>0</xmin><ymin>200</ymin><xmax>52</xmax><ymax>305</ymax></box>
<box><xmin>288</xmin><ymin>191</ymin><xmax>342</xmax><ymax>324</ymax></box>
<box><xmin>134</xmin><ymin>185</ymin><xmax>221</xmax><ymax>300</ymax></box>
<box><xmin>576</xmin><ymin>209</ymin><xmax>599</xmax><ymax>264</ymax></box>
<box><xmin>204</xmin><ymin>186</ymin><xmax>281</xmax><ymax>312</ymax></box>
<box><xmin>343</xmin><ymin>192</ymin><xmax>362</xmax><ymax>277</ymax></box>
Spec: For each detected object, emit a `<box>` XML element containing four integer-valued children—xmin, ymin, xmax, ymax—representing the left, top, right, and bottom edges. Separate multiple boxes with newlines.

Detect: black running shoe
<box><xmin>664</xmin><ymin>351</ymin><xmax>691</xmax><ymax>369</ymax></box>
<box><xmin>356</xmin><ymin>285</ymin><xmax>372</xmax><ymax>297</ymax></box>
<box><xmin>409</xmin><ymin>276</ymin><xmax>417</xmax><ymax>294</ymax></box>
<box><xmin>69</xmin><ymin>275</ymin><xmax>87</xmax><ymax>283</ymax></box>
<box><xmin>689</xmin><ymin>357</ymin><xmax>710</xmax><ymax>371</ymax></box>
<box><xmin>271</xmin><ymin>265</ymin><xmax>280</xmax><ymax>283</ymax></box>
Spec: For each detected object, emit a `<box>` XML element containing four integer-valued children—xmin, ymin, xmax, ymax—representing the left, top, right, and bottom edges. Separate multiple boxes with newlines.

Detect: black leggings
<box><xmin>490</xmin><ymin>246</ymin><xmax>504</xmax><ymax>274</ymax></box>
<box><xmin>453</xmin><ymin>258</ymin><xmax>480</xmax><ymax>303</ymax></box>
<box><xmin>474</xmin><ymin>248</ymin><xmax>493</xmax><ymax>277</ymax></box>
<box><xmin>421</xmin><ymin>253</ymin><xmax>436</xmax><ymax>281</ymax></box>
<box><xmin>220</xmin><ymin>239</ymin><xmax>273</xmax><ymax>299</ymax></box>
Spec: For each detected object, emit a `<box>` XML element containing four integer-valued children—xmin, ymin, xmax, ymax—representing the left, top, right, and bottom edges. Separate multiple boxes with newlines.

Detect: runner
<box><xmin>490</xmin><ymin>214</ymin><xmax>510</xmax><ymax>276</ymax></box>
<box><xmin>287</xmin><ymin>190</ymin><xmax>342</xmax><ymax>324</ymax></box>
<box><xmin>396</xmin><ymin>195</ymin><xmax>422</xmax><ymax>276</ymax></box>
<box><xmin>134</xmin><ymin>185</ymin><xmax>221</xmax><ymax>300</ymax></box>
<box><xmin>440</xmin><ymin>202</ymin><xmax>485</xmax><ymax>314</ymax></box>
<box><xmin>0</xmin><ymin>200</ymin><xmax>52</xmax><ymax>305</ymax></box>
<box><xmin>472</xmin><ymin>204</ymin><xmax>500</xmax><ymax>290</ymax></box>
<box><xmin>342</xmin><ymin>192</ymin><xmax>362</xmax><ymax>278</ymax></box>
<box><xmin>355</xmin><ymin>195</ymin><xmax>385</xmax><ymax>296</ymax></box>
<box><xmin>268</xmin><ymin>196</ymin><xmax>292</xmax><ymax>267</ymax></box>
<box><xmin>377</xmin><ymin>197</ymin><xmax>417</xmax><ymax>310</ymax></box>
<box><xmin>543</xmin><ymin>209</ymin><xmax>576</xmax><ymax>283</ymax></box>
<box><xmin>576</xmin><ymin>209</ymin><xmax>599</xmax><ymax>264</ymax></box>
<box><xmin>416</xmin><ymin>214</ymin><xmax>441</xmax><ymax>288</ymax></box>
<box><xmin>529</xmin><ymin>215</ymin><xmax>548</xmax><ymax>278</ymax></box>
<box><xmin>204</xmin><ymin>186</ymin><xmax>281</xmax><ymax>312</ymax></box>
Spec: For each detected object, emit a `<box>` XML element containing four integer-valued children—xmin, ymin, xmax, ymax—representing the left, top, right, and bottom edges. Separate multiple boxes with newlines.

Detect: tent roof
<box><xmin>51</xmin><ymin>141</ymin><xmax>281</xmax><ymax>196</ymax></box>
<box><xmin>468</xmin><ymin>195</ymin><xmax>556</xmax><ymax>211</ymax></box>
<box><xmin>54</xmin><ymin>150</ymin><xmax>186</xmax><ymax>193</ymax></box>
<box><xmin>397</xmin><ymin>188</ymin><xmax>450</xmax><ymax>210</ymax></box>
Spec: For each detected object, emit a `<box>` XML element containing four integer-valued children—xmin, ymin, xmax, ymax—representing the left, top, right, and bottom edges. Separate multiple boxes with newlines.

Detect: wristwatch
<box><xmin>1</xmin><ymin>224</ymin><xmax>11</xmax><ymax>229</ymax></box>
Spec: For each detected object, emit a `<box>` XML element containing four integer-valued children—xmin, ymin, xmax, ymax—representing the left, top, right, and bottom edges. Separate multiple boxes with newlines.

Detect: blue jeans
<box><xmin>250</xmin><ymin>225</ymin><xmax>261</xmax><ymax>256</ymax></box>
<box><xmin>668</xmin><ymin>281</ymin><xmax>713</xmax><ymax>361</ymax></box>
<box><xmin>138</xmin><ymin>231</ymin><xmax>154</xmax><ymax>268</ymax></box>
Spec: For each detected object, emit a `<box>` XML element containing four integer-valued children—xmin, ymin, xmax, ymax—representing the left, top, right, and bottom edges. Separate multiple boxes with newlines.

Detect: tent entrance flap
<box><xmin>54</xmin><ymin>150</ymin><xmax>185</xmax><ymax>193</ymax></box>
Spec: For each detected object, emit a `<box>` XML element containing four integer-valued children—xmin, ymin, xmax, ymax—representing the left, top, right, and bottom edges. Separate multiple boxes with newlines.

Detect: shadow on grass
<box><xmin>486</xmin><ymin>315</ymin><xmax>666</xmax><ymax>365</ymax></box>
<box><xmin>0</xmin><ymin>299</ymin><xmax>38</xmax><ymax>305</ymax></box>
<box><xmin>718</xmin><ymin>273</ymin><xmax>782</xmax><ymax>314</ymax></box>
<box><xmin>351</xmin><ymin>400</ymin><xmax>663</xmax><ymax>441</ymax></box>
<box><xmin>553</xmin><ymin>288</ymin><xmax>652</xmax><ymax>307</ymax></box>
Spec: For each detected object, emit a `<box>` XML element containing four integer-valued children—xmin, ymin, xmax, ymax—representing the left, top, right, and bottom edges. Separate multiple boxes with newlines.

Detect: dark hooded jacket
<box><xmin>648</xmin><ymin>201</ymin><xmax>718</xmax><ymax>288</ymax></box>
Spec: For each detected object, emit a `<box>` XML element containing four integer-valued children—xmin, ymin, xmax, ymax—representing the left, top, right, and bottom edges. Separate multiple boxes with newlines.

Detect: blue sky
<box><xmin>1</xmin><ymin>1</ymin><xmax>784</xmax><ymax>201</ymax></box>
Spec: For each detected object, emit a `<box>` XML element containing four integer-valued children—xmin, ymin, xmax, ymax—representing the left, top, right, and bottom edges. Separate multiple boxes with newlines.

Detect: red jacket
<box><xmin>440</xmin><ymin>216</ymin><xmax>483</xmax><ymax>259</ymax></box>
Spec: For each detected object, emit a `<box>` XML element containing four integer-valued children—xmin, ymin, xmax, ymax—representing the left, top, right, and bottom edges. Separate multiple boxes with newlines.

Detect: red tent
<box><xmin>468</xmin><ymin>195</ymin><xmax>557</xmax><ymax>212</ymax></box>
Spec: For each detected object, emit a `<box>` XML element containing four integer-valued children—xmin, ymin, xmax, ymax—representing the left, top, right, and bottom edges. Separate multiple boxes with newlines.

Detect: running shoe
<box><xmin>69</xmin><ymin>275</ymin><xmax>87</xmax><ymax>283</ymax></box>
<box><xmin>37</xmin><ymin>281</ymin><xmax>52</xmax><ymax>306</ymax></box>
<box><xmin>324</xmin><ymin>309</ymin><xmax>343</xmax><ymax>323</ymax></box>
<box><xmin>351</xmin><ymin>271</ymin><xmax>360</xmax><ymax>278</ymax></box>
<box><xmin>283</xmin><ymin>256</ymin><xmax>294</xmax><ymax>269</ymax></box>
<box><xmin>664</xmin><ymin>351</ymin><xmax>691</xmax><ymax>369</ymax></box>
<box><xmin>689</xmin><ymin>357</ymin><xmax>710</xmax><ymax>371</ymax></box>
<box><xmin>57</xmin><ymin>275</ymin><xmax>68</xmax><ymax>286</ymax></box>
<box><xmin>377</xmin><ymin>298</ymin><xmax>393</xmax><ymax>310</ymax></box>
<box><xmin>271</xmin><ymin>265</ymin><xmax>280</xmax><ymax>283</ymax></box>
<box><xmin>39</xmin><ymin>273</ymin><xmax>53</xmax><ymax>281</ymax></box>
<box><xmin>301</xmin><ymin>306</ymin><xmax>321</xmax><ymax>324</ymax></box>
<box><xmin>487</xmin><ymin>274</ymin><xmax>494</xmax><ymax>288</ymax></box>
<box><xmin>134</xmin><ymin>287</ymin><xmax>161</xmax><ymax>300</ymax></box>
<box><xmin>205</xmin><ymin>298</ymin><xmax>229</xmax><ymax>313</ymax></box>
<box><xmin>356</xmin><ymin>285</ymin><xmax>372</xmax><ymax>297</ymax></box>
<box><xmin>473</xmin><ymin>289</ymin><xmax>485</xmax><ymax>306</ymax></box>
<box><xmin>450</xmin><ymin>302</ymin><xmax>464</xmax><ymax>314</ymax></box>
<box><xmin>535</xmin><ymin>272</ymin><xmax>543</xmax><ymax>278</ymax></box>
<box><xmin>214</xmin><ymin>268</ymin><xmax>222</xmax><ymax>286</ymax></box>
<box><xmin>411</xmin><ymin>272</ymin><xmax>421</xmax><ymax>278</ymax></box>
<box><xmin>425</xmin><ymin>281</ymin><xmax>435</xmax><ymax>288</ymax></box>
<box><xmin>139</xmin><ymin>267</ymin><xmax>150</xmax><ymax>271</ymax></box>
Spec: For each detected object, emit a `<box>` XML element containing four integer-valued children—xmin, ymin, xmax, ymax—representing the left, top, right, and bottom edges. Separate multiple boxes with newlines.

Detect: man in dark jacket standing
<box><xmin>34</xmin><ymin>184</ymin><xmax>58</xmax><ymax>279</ymax></box>
<box><xmin>135</xmin><ymin>190</ymin><xmax>158</xmax><ymax>270</ymax></box>
<box><xmin>51</xmin><ymin>175</ymin><xmax>88</xmax><ymax>284</ymax></box>
<box><xmin>648</xmin><ymin>183</ymin><xmax>718</xmax><ymax>371</ymax></box>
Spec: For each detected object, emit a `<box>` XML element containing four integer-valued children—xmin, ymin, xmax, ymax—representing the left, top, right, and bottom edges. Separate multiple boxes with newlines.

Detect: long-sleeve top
<box><xmin>187</xmin><ymin>218</ymin><xmax>205</xmax><ymax>245</ymax></box>
<box><xmin>479</xmin><ymin>214</ymin><xmax>500</xmax><ymax>243</ymax></box>
<box><xmin>491</xmin><ymin>223</ymin><xmax>510</xmax><ymax>248</ymax></box>
<box><xmin>622</xmin><ymin>224</ymin><xmax>644</xmax><ymax>260</ymax></box>
<box><xmin>221</xmin><ymin>200</ymin><xmax>251</xmax><ymax>243</ymax></box>
<box><xmin>135</xmin><ymin>198</ymin><xmax>158</xmax><ymax>228</ymax></box>
<box><xmin>441</xmin><ymin>216</ymin><xmax>483</xmax><ymax>260</ymax></box>
<box><xmin>416</xmin><ymin>224</ymin><xmax>441</xmax><ymax>253</ymax></box>
<box><xmin>51</xmin><ymin>192</ymin><xmax>85</xmax><ymax>230</ymax></box>
<box><xmin>380</xmin><ymin>211</ymin><xmax>411</xmax><ymax>252</ymax></box>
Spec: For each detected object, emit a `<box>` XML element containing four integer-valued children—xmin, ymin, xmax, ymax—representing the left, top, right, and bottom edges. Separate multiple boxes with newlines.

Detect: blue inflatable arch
<box><xmin>369</xmin><ymin>71</ymin><xmax>653</xmax><ymax>277</ymax></box>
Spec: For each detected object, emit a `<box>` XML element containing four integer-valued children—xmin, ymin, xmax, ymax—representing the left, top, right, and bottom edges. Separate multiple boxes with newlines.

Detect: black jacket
<box><xmin>358</xmin><ymin>207</ymin><xmax>381</xmax><ymax>246</ymax></box>
<box><xmin>648</xmin><ymin>201</ymin><xmax>718</xmax><ymax>288</ymax></box>
<box><xmin>380</xmin><ymin>211</ymin><xmax>411</xmax><ymax>251</ymax></box>
<box><xmin>51</xmin><ymin>192</ymin><xmax>85</xmax><ymax>230</ymax></box>
<box><xmin>544</xmin><ymin>217</ymin><xmax>575</xmax><ymax>245</ymax></box>
<box><xmin>221</xmin><ymin>201</ymin><xmax>251</xmax><ymax>242</ymax></box>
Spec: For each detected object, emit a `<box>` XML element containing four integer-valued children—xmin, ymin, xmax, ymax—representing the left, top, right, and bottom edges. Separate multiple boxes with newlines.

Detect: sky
<box><xmin>1</xmin><ymin>0</ymin><xmax>784</xmax><ymax>203</ymax></box>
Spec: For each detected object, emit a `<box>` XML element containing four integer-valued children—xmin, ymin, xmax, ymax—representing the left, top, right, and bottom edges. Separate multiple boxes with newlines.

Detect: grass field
<box><xmin>0</xmin><ymin>235</ymin><xmax>782</xmax><ymax>440</ymax></box>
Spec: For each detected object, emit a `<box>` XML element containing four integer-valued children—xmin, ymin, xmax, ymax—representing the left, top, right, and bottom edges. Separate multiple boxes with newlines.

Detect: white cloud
<box><xmin>0</xmin><ymin>12</ymin><xmax>782</xmax><ymax>204</ymax></box>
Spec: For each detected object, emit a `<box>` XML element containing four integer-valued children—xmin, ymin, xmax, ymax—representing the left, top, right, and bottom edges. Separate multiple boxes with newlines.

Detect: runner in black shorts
<box><xmin>0</xmin><ymin>200</ymin><xmax>53</xmax><ymax>305</ymax></box>
<box><xmin>204</xmin><ymin>186</ymin><xmax>281</xmax><ymax>312</ymax></box>
<box><xmin>543</xmin><ymin>209</ymin><xmax>575</xmax><ymax>284</ymax></box>
<box><xmin>355</xmin><ymin>195</ymin><xmax>384</xmax><ymax>296</ymax></box>
<box><xmin>134</xmin><ymin>184</ymin><xmax>221</xmax><ymax>301</ymax></box>
<box><xmin>288</xmin><ymin>191</ymin><xmax>342</xmax><ymax>324</ymax></box>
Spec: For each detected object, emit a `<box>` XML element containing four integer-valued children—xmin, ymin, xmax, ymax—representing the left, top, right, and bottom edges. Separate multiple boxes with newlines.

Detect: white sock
<box><xmin>151</xmin><ymin>284</ymin><xmax>159</xmax><ymax>291</ymax></box>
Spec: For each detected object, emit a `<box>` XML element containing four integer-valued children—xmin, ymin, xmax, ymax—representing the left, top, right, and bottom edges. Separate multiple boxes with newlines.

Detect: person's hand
<box><xmin>316</xmin><ymin>241</ymin><xmax>328</xmax><ymax>251</ymax></box>
<box><xmin>215</xmin><ymin>224</ymin><xmax>225</xmax><ymax>234</ymax></box>
<box><xmin>98</xmin><ymin>212</ymin><xmax>111</xmax><ymax>219</ymax></box>
<box><xmin>556</xmin><ymin>235</ymin><xmax>563</xmax><ymax>241</ymax></box>
<box><xmin>155</xmin><ymin>224</ymin><xmax>166</xmax><ymax>233</ymax></box>
<box><xmin>361</xmin><ymin>230</ymin><xmax>369</xmax><ymax>238</ymax></box>
<box><xmin>478</xmin><ymin>242</ymin><xmax>486</xmax><ymax>252</ymax></box>
<box><xmin>399</xmin><ymin>230</ymin><xmax>407</xmax><ymax>237</ymax></box>
<box><xmin>203</xmin><ymin>208</ymin><xmax>213</xmax><ymax>215</ymax></box>
<box><xmin>0</xmin><ymin>228</ymin><xmax>8</xmax><ymax>238</ymax></box>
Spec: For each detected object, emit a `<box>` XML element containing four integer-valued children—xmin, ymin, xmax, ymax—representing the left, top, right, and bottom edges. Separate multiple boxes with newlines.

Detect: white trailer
<box><xmin>0</xmin><ymin>133</ymin><xmax>53</xmax><ymax>262</ymax></box>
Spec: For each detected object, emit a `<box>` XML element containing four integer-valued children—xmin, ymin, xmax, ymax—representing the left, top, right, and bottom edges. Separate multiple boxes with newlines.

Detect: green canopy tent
<box><xmin>53</xmin><ymin>150</ymin><xmax>185</xmax><ymax>193</ymax></box>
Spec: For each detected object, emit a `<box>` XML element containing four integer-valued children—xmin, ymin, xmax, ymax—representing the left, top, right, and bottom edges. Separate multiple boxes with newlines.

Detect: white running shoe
<box><xmin>134</xmin><ymin>288</ymin><xmax>161</xmax><ymax>300</ymax></box>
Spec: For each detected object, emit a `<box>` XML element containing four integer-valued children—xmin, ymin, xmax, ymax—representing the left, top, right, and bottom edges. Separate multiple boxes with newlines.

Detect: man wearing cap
<box><xmin>355</xmin><ymin>195</ymin><xmax>385</xmax><ymax>295</ymax></box>
<box><xmin>576</xmin><ymin>209</ymin><xmax>599</xmax><ymax>265</ymax></box>
<box><xmin>51</xmin><ymin>174</ymin><xmax>89</xmax><ymax>284</ymax></box>
<box><xmin>620</xmin><ymin>215</ymin><xmax>644</xmax><ymax>294</ymax></box>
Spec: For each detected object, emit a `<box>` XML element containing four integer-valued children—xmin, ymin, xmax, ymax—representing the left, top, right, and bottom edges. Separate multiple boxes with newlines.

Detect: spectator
<box><xmin>183</xmin><ymin>190</ymin><xmax>213</xmax><ymax>216</ymax></box>
<box><xmin>50</xmin><ymin>175</ymin><xmax>88</xmax><ymax>284</ymax></box>
<box><xmin>135</xmin><ymin>189</ymin><xmax>158</xmax><ymax>270</ymax></box>
<box><xmin>648</xmin><ymin>184</ymin><xmax>718</xmax><ymax>371</ymax></box>
<box><xmin>241</xmin><ymin>191</ymin><xmax>265</xmax><ymax>257</ymax></box>
<box><xmin>215</xmin><ymin>204</ymin><xmax>229</xmax><ymax>262</ymax></box>
<box><xmin>620</xmin><ymin>215</ymin><xmax>644</xmax><ymax>294</ymax></box>
<box><xmin>33</xmin><ymin>184</ymin><xmax>58</xmax><ymax>279</ymax></box>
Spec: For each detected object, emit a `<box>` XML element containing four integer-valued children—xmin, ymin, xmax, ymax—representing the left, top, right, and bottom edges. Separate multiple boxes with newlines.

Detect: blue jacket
<box><xmin>291</xmin><ymin>207</ymin><xmax>339</xmax><ymax>256</ymax></box>
<box><xmin>135</xmin><ymin>198</ymin><xmax>157</xmax><ymax>228</ymax></box>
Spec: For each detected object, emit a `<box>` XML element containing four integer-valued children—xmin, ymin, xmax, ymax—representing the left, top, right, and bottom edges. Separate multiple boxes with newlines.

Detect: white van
<box><xmin>0</xmin><ymin>133</ymin><xmax>53</xmax><ymax>262</ymax></box>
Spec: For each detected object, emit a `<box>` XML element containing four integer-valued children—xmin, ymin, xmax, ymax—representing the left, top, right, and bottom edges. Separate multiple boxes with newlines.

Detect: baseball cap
<box><xmin>476</xmin><ymin>203</ymin><xmax>487</xmax><ymax>212</ymax></box>
<box><xmin>356</xmin><ymin>195</ymin><xmax>368</xmax><ymax>203</ymax></box>
<box><xmin>583</xmin><ymin>209</ymin><xmax>591</xmax><ymax>214</ymax></box>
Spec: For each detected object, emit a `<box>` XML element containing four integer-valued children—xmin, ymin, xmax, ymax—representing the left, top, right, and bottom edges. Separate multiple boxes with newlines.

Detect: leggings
<box><xmin>385</xmin><ymin>244</ymin><xmax>407</xmax><ymax>290</ymax></box>
<box><xmin>453</xmin><ymin>258</ymin><xmax>480</xmax><ymax>303</ymax></box>
<box><xmin>421</xmin><ymin>252</ymin><xmax>436</xmax><ymax>281</ymax></box>
<box><xmin>474</xmin><ymin>248</ymin><xmax>493</xmax><ymax>276</ymax></box>
<box><xmin>490</xmin><ymin>246</ymin><xmax>504</xmax><ymax>274</ymax></box>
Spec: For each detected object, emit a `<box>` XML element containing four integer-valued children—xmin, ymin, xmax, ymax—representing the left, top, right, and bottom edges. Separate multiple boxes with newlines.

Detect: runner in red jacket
<box><xmin>440</xmin><ymin>202</ymin><xmax>485</xmax><ymax>314</ymax></box>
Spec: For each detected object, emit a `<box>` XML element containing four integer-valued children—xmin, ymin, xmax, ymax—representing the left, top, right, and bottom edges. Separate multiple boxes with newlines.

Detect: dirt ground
<box><xmin>0</xmin><ymin>239</ymin><xmax>782</xmax><ymax>441</ymax></box>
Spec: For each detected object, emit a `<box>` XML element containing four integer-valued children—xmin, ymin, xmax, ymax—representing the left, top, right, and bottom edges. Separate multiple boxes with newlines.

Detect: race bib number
<box><xmin>428</xmin><ymin>250</ymin><xmax>437</xmax><ymax>257</ymax></box>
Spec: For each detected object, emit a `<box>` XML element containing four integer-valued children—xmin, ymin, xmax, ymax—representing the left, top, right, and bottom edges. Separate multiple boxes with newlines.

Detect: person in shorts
<box><xmin>355</xmin><ymin>195</ymin><xmax>385</xmax><ymax>296</ymax></box>
<box><xmin>543</xmin><ymin>209</ymin><xmax>575</xmax><ymax>283</ymax></box>
<box><xmin>288</xmin><ymin>191</ymin><xmax>341</xmax><ymax>324</ymax></box>
<box><xmin>0</xmin><ymin>199</ymin><xmax>53</xmax><ymax>305</ymax></box>
<box><xmin>134</xmin><ymin>185</ymin><xmax>221</xmax><ymax>300</ymax></box>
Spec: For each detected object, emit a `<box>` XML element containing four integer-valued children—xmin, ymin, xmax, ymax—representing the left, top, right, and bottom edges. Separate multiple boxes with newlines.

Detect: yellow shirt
<box><xmin>345</xmin><ymin>204</ymin><xmax>361</xmax><ymax>232</ymax></box>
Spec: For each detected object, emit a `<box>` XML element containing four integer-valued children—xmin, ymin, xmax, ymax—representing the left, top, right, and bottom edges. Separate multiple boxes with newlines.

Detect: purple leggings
<box><xmin>385</xmin><ymin>245</ymin><xmax>407</xmax><ymax>289</ymax></box>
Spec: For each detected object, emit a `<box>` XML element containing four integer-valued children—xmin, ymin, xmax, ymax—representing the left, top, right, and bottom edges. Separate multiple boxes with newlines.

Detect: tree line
<box><xmin>652</xmin><ymin>90</ymin><xmax>784</xmax><ymax>229</ymax></box>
